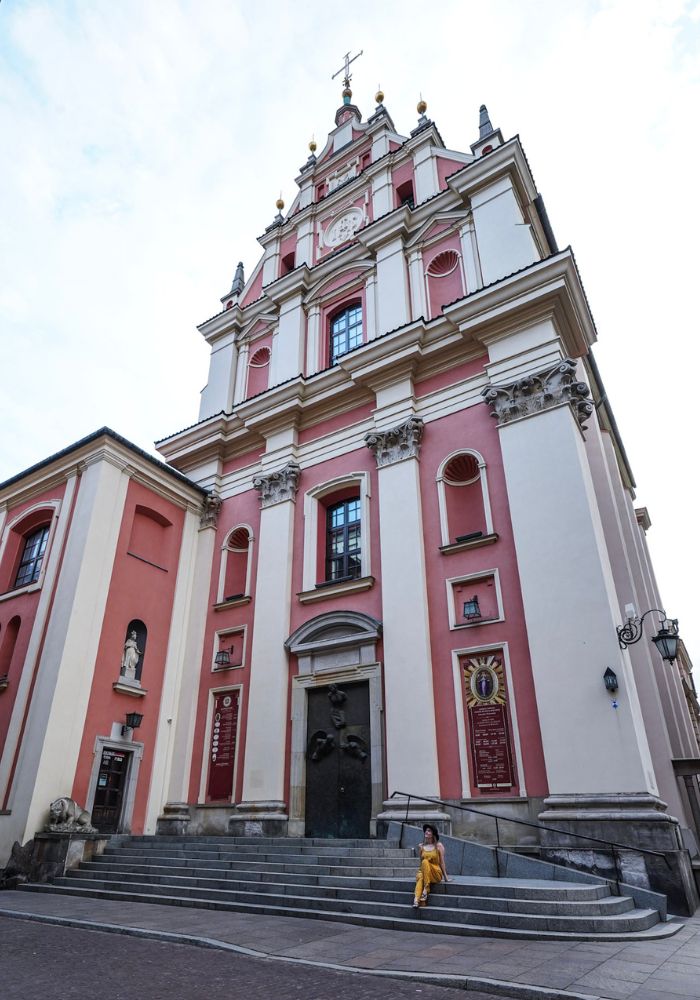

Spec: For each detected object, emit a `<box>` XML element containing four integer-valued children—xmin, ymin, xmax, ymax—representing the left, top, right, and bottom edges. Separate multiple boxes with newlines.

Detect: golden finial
<box><xmin>375</xmin><ymin>85</ymin><xmax>384</xmax><ymax>105</ymax></box>
<box><xmin>309</xmin><ymin>136</ymin><xmax>317</xmax><ymax>153</ymax></box>
<box><xmin>342</xmin><ymin>85</ymin><xmax>352</xmax><ymax>101</ymax></box>
<box><xmin>417</xmin><ymin>95</ymin><xmax>427</xmax><ymax>115</ymax></box>
<box><xmin>276</xmin><ymin>193</ymin><xmax>285</xmax><ymax>211</ymax></box>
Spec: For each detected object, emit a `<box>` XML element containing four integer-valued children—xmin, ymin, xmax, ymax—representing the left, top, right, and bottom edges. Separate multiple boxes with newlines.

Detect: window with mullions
<box><xmin>325</xmin><ymin>498</ymin><xmax>362</xmax><ymax>582</ymax></box>
<box><xmin>14</xmin><ymin>525</ymin><xmax>49</xmax><ymax>588</ymax></box>
<box><xmin>329</xmin><ymin>304</ymin><xmax>363</xmax><ymax>365</ymax></box>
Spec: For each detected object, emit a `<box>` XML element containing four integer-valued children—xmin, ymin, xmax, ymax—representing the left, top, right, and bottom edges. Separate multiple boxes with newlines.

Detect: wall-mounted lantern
<box><xmin>603</xmin><ymin>667</ymin><xmax>619</xmax><ymax>693</ymax></box>
<box><xmin>214</xmin><ymin>644</ymin><xmax>241</xmax><ymax>667</ymax></box>
<box><xmin>617</xmin><ymin>608</ymin><xmax>680</xmax><ymax>664</ymax></box>
<box><xmin>122</xmin><ymin>712</ymin><xmax>144</xmax><ymax>737</ymax></box>
<box><xmin>463</xmin><ymin>596</ymin><xmax>481</xmax><ymax>620</ymax></box>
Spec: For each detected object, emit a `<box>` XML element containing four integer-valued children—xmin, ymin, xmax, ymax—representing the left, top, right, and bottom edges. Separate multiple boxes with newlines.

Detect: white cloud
<box><xmin>0</xmin><ymin>0</ymin><xmax>697</xmax><ymax>656</ymax></box>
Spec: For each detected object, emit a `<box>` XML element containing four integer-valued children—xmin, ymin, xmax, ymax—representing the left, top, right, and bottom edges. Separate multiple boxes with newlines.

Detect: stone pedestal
<box><xmin>155</xmin><ymin>802</ymin><xmax>191</xmax><ymax>836</ymax></box>
<box><xmin>1</xmin><ymin>832</ymin><xmax>109</xmax><ymax>888</ymax></box>
<box><xmin>228</xmin><ymin>801</ymin><xmax>289</xmax><ymax>838</ymax></box>
<box><xmin>377</xmin><ymin>797</ymin><xmax>451</xmax><ymax>841</ymax></box>
<box><xmin>538</xmin><ymin>794</ymin><xmax>699</xmax><ymax>915</ymax></box>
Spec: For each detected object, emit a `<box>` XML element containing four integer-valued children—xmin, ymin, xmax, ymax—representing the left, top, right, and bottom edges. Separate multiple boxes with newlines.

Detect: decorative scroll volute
<box><xmin>253</xmin><ymin>462</ymin><xmax>301</xmax><ymax>508</ymax></box>
<box><xmin>364</xmin><ymin>416</ymin><xmax>425</xmax><ymax>468</ymax></box>
<box><xmin>481</xmin><ymin>359</ymin><xmax>593</xmax><ymax>431</ymax></box>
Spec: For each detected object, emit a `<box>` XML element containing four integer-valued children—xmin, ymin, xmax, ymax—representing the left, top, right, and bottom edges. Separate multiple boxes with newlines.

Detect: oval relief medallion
<box><xmin>324</xmin><ymin>208</ymin><xmax>364</xmax><ymax>248</ymax></box>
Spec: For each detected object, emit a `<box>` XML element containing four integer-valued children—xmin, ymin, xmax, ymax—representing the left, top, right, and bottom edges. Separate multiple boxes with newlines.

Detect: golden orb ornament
<box><xmin>417</xmin><ymin>97</ymin><xmax>427</xmax><ymax>115</ymax></box>
<box><xmin>276</xmin><ymin>196</ymin><xmax>285</xmax><ymax>211</ymax></box>
<box><xmin>342</xmin><ymin>85</ymin><xmax>352</xmax><ymax>99</ymax></box>
<box><xmin>375</xmin><ymin>88</ymin><xmax>384</xmax><ymax>105</ymax></box>
<box><xmin>309</xmin><ymin>137</ymin><xmax>317</xmax><ymax>153</ymax></box>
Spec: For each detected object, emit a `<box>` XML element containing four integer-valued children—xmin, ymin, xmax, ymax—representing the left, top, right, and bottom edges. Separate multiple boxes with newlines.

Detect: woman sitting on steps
<box><xmin>413</xmin><ymin>823</ymin><xmax>449</xmax><ymax>907</ymax></box>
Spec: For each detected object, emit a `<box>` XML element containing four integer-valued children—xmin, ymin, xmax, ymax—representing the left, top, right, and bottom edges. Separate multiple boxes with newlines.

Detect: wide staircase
<box><xmin>20</xmin><ymin>835</ymin><xmax>680</xmax><ymax>941</ymax></box>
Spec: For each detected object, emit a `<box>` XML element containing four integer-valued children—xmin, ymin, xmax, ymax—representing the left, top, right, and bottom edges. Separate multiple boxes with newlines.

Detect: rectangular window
<box><xmin>14</xmin><ymin>525</ymin><xmax>49</xmax><ymax>588</ymax></box>
<box><xmin>325</xmin><ymin>498</ymin><xmax>361</xmax><ymax>581</ymax></box>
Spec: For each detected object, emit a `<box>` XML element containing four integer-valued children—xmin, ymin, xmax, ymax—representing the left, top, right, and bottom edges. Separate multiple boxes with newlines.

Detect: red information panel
<box><xmin>469</xmin><ymin>702</ymin><xmax>515</xmax><ymax>788</ymax></box>
<box><xmin>462</xmin><ymin>653</ymin><xmax>516</xmax><ymax>791</ymax></box>
<box><xmin>207</xmin><ymin>690</ymin><xmax>239</xmax><ymax>801</ymax></box>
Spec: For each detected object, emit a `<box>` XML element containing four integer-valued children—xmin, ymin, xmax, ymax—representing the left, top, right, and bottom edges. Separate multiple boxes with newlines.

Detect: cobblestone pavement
<box><xmin>3</xmin><ymin>917</ymin><xmax>501</xmax><ymax>1000</ymax></box>
<box><xmin>3</xmin><ymin>890</ymin><xmax>700</xmax><ymax>998</ymax></box>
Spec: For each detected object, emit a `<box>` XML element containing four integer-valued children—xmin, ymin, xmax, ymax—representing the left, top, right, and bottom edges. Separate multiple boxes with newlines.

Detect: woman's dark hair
<box><xmin>422</xmin><ymin>823</ymin><xmax>440</xmax><ymax>841</ymax></box>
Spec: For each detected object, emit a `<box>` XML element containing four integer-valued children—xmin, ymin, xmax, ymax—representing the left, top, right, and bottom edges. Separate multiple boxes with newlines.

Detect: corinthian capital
<box><xmin>364</xmin><ymin>416</ymin><xmax>425</xmax><ymax>468</ymax></box>
<box><xmin>200</xmin><ymin>493</ymin><xmax>223</xmax><ymax>529</ymax></box>
<box><xmin>253</xmin><ymin>462</ymin><xmax>301</xmax><ymax>508</ymax></box>
<box><xmin>481</xmin><ymin>359</ymin><xmax>593</xmax><ymax>431</ymax></box>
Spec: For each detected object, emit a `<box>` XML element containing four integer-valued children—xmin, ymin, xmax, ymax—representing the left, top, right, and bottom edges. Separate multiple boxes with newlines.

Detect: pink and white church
<box><xmin>1</xmin><ymin>72</ymin><xmax>699</xmax><ymax>891</ymax></box>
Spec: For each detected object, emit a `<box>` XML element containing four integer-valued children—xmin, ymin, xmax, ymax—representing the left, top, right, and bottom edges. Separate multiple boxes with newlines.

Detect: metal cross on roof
<box><xmin>332</xmin><ymin>50</ymin><xmax>363</xmax><ymax>89</ymax></box>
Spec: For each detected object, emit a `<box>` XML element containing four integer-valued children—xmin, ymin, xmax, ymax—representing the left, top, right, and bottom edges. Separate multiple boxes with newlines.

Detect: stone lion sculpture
<box><xmin>45</xmin><ymin>797</ymin><xmax>96</xmax><ymax>833</ymax></box>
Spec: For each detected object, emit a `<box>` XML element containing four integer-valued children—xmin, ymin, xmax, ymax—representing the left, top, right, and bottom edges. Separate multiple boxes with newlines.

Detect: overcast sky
<box><xmin>1</xmin><ymin>0</ymin><xmax>698</xmax><ymax>657</ymax></box>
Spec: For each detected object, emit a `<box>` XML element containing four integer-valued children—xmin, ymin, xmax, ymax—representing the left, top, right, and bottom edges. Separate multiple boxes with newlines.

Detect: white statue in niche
<box><xmin>121</xmin><ymin>631</ymin><xmax>142</xmax><ymax>684</ymax></box>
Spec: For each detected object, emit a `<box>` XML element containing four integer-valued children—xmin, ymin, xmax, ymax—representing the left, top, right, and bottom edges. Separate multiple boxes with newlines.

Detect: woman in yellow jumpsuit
<box><xmin>413</xmin><ymin>824</ymin><xmax>449</xmax><ymax>907</ymax></box>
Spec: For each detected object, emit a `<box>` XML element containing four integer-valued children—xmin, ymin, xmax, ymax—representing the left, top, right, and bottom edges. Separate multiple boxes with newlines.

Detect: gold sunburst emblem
<box><xmin>463</xmin><ymin>654</ymin><xmax>506</xmax><ymax>708</ymax></box>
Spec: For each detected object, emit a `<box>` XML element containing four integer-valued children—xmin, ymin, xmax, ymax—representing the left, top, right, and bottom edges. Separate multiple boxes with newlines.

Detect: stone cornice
<box><xmin>442</xmin><ymin>249</ymin><xmax>597</xmax><ymax>357</ymax></box>
<box><xmin>365</xmin><ymin>416</ymin><xmax>425</xmax><ymax>467</ymax></box>
<box><xmin>253</xmin><ymin>462</ymin><xmax>301</xmax><ymax>508</ymax></box>
<box><xmin>158</xmin><ymin>254</ymin><xmax>595</xmax><ymax>474</ymax></box>
<box><xmin>482</xmin><ymin>358</ymin><xmax>594</xmax><ymax>431</ymax></box>
<box><xmin>0</xmin><ymin>433</ymin><xmax>205</xmax><ymax>510</ymax></box>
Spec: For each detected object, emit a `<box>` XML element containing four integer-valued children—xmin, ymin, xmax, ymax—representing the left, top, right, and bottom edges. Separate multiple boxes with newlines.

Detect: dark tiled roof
<box><xmin>0</xmin><ymin>427</ymin><xmax>207</xmax><ymax>495</ymax></box>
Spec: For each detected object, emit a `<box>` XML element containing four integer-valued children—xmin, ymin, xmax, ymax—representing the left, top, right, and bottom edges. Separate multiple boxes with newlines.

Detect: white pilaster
<box><xmin>412</xmin><ymin>143</ymin><xmax>439</xmax><ymax>203</ymax></box>
<box><xmin>199</xmin><ymin>334</ymin><xmax>238</xmax><ymax>420</ymax></box>
<box><xmin>145</xmin><ymin>503</ymin><xmax>211</xmax><ymax>831</ymax></box>
<box><xmin>305</xmin><ymin>303</ymin><xmax>321</xmax><ymax>376</ymax></box>
<box><xmin>296</xmin><ymin>219</ymin><xmax>314</xmax><ymax>267</ymax></box>
<box><xmin>487</xmin><ymin>384</ymin><xmax>658</xmax><ymax>796</ymax></box>
<box><xmin>407</xmin><ymin>249</ymin><xmax>427</xmax><ymax>321</ymax></box>
<box><xmin>232</xmin><ymin>341</ymin><xmax>250</xmax><ymax>404</ymax></box>
<box><xmin>375</xmin><ymin>238</ymin><xmax>409</xmax><ymax>335</ymax></box>
<box><xmin>365</xmin><ymin>419</ymin><xmax>440</xmax><ymax>796</ymax></box>
<box><xmin>365</xmin><ymin>273</ymin><xmax>378</xmax><ymax>341</ymax></box>
<box><xmin>238</xmin><ymin>464</ymin><xmax>299</xmax><ymax>808</ymax></box>
<box><xmin>371</xmin><ymin>166</ymin><xmax>393</xmax><ymax>218</ymax></box>
<box><xmin>273</xmin><ymin>294</ymin><xmax>305</xmax><ymax>384</ymax></box>
<box><xmin>459</xmin><ymin>217</ymin><xmax>482</xmax><ymax>292</ymax></box>
<box><xmin>10</xmin><ymin>460</ymin><xmax>130</xmax><ymax>844</ymax></box>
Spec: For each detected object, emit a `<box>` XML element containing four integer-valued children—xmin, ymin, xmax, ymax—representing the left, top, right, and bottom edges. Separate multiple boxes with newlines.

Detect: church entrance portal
<box><xmin>305</xmin><ymin>680</ymin><xmax>371</xmax><ymax>838</ymax></box>
<box><xmin>91</xmin><ymin>747</ymin><xmax>130</xmax><ymax>833</ymax></box>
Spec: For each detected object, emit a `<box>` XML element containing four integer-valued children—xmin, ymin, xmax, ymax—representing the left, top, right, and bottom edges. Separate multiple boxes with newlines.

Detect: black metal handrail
<box><xmin>390</xmin><ymin>790</ymin><xmax>671</xmax><ymax>893</ymax></box>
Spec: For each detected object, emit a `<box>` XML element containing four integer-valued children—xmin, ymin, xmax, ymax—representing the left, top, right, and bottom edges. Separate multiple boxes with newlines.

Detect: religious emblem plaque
<box><xmin>463</xmin><ymin>654</ymin><xmax>516</xmax><ymax>789</ymax></box>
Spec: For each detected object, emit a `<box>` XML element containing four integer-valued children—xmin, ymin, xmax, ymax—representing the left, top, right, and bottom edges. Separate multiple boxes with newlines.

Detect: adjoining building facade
<box><xmin>1</xmin><ymin>80</ymin><xmax>699</xmax><ymax>902</ymax></box>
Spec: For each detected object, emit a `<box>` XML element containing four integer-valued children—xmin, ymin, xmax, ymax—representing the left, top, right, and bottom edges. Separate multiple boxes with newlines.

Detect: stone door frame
<box><xmin>289</xmin><ymin>662</ymin><xmax>384</xmax><ymax>836</ymax></box>
<box><xmin>85</xmin><ymin>735</ymin><xmax>144</xmax><ymax>834</ymax></box>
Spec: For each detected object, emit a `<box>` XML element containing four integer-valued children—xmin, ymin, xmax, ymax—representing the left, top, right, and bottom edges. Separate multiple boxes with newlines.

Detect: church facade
<box><xmin>2</xmin><ymin>79</ymin><xmax>699</xmax><ymax>898</ymax></box>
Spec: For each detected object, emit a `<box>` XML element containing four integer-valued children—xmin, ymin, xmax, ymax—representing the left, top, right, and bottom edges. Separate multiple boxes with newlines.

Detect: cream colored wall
<box><xmin>10</xmin><ymin>459</ymin><xmax>129</xmax><ymax>846</ymax></box>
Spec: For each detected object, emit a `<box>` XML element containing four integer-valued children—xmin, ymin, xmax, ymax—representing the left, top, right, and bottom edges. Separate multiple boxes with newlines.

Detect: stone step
<box><xmin>78</xmin><ymin>860</ymin><xmax>611</xmax><ymax>899</ymax></box>
<box><xmin>20</xmin><ymin>882</ymin><xmax>677</xmax><ymax>942</ymax></box>
<box><xmin>121</xmin><ymin>837</ymin><xmax>390</xmax><ymax>854</ymax></box>
<box><xmin>101</xmin><ymin>847</ymin><xmax>416</xmax><ymax>866</ymax></box>
<box><xmin>66</xmin><ymin>867</ymin><xmax>635</xmax><ymax>915</ymax></box>
<box><xmin>123</xmin><ymin>836</ymin><xmax>377</xmax><ymax>847</ymax></box>
<box><xmin>95</xmin><ymin>854</ymin><xmax>412</xmax><ymax>878</ymax></box>
<box><xmin>53</xmin><ymin>875</ymin><xmax>657</xmax><ymax>933</ymax></box>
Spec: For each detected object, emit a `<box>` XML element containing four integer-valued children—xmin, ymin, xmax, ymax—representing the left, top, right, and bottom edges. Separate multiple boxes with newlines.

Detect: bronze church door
<box><xmin>305</xmin><ymin>681</ymin><xmax>371</xmax><ymax>839</ymax></box>
<box><xmin>92</xmin><ymin>748</ymin><xmax>129</xmax><ymax>833</ymax></box>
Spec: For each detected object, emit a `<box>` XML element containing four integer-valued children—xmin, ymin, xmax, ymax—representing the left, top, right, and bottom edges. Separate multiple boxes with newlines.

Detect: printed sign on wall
<box><xmin>207</xmin><ymin>690</ymin><xmax>239</xmax><ymax>801</ymax></box>
<box><xmin>462</xmin><ymin>653</ymin><xmax>516</xmax><ymax>790</ymax></box>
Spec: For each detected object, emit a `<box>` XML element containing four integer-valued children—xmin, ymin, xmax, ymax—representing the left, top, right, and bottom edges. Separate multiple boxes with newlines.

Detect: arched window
<box><xmin>217</xmin><ymin>525</ymin><xmax>254</xmax><ymax>604</ymax></box>
<box><xmin>329</xmin><ymin>303</ymin><xmax>363</xmax><ymax>365</ymax></box>
<box><xmin>246</xmin><ymin>345</ymin><xmax>271</xmax><ymax>398</ymax></box>
<box><xmin>436</xmin><ymin>450</ymin><xmax>494</xmax><ymax>547</ymax></box>
<box><xmin>300</xmin><ymin>474</ymin><xmax>372</xmax><ymax>597</ymax></box>
<box><xmin>14</xmin><ymin>526</ymin><xmax>49</xmax><ymax>588</ymax></box>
